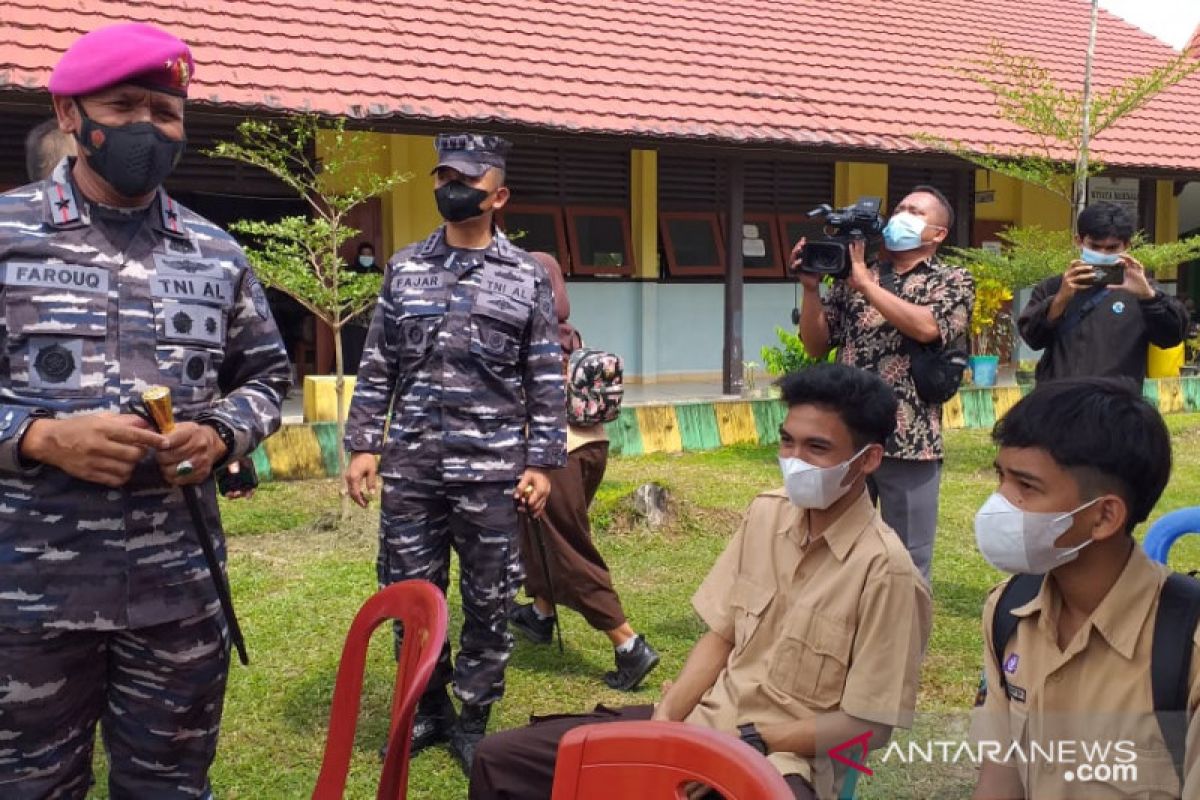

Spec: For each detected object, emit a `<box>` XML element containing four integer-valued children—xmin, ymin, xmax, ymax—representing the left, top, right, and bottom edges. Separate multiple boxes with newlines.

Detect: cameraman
<box><xmin>795</xmin><ymin>187</ymin><xmax>974</xmax><ymax>581</ymax></box>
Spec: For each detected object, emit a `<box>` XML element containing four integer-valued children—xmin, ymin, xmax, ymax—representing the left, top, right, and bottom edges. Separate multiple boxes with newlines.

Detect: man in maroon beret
<box><xmin>0</xmin><ymin>22</ymin><xmax>291</xmax><ymax>800</ymax></box>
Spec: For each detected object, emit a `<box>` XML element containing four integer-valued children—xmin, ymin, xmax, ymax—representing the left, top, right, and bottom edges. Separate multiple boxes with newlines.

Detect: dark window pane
<box><xmin>574</xmin><ymin>215</ymin><xmax>628</xmax><ymax>267</ymax></box>
<box><xmin>504</xmin><ymin>211</ymin><xmax>559</xmax><ymax>255</ymax></box>
<box><xmin>741</xmin><ymin>220</ymin><xmax>777</xmax><ymax>269</ymax></box>
<box><xmin>665</xmin><ymin>218</ymin><xmax>720</xmax><ymax>268</ymax></box>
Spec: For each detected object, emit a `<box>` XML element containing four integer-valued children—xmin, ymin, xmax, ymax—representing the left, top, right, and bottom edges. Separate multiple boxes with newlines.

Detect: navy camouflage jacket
<box><xmin>0</xmin><ymin>158</ymin><xmax>292</xmax><ymax>632</ymax></box>
<box><xmin>344</xmin><ymin>226</ymin><xmax>567</xmax><ymax>483</ymax></box>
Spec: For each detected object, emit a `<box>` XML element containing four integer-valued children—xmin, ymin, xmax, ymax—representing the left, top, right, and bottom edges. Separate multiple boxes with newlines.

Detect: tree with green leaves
<box><xmin>921</xmin><ymin>29</ymin><xmax>1200</xmax><ymax>359</ymax></box>
<box><xmin>920</xmin><ymin>37</ymin><xmax>1200</xmax><ymax>232</ymax></box>
<box><xmin>208</xmin><ymin>115</ymin><xmax>409</xmax><ymax>513</ymax></box>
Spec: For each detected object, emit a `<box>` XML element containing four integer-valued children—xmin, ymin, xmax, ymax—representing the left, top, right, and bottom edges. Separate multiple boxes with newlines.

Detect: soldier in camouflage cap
<box><xmin>0</xmin><ymin>23</ymin><xmax>291</xmax><ymax>799</ymax></box>
<box><xmin>345</xmin><ymin>132</ymin><xmax>567</xmax><ymax>775</ymax></box>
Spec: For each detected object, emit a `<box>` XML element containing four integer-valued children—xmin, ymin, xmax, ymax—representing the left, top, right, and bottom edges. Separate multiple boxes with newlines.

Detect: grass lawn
<box><xmin>86</xmin><ymin>414</ymin><xmax>1200</xmax><ymax>798</ymax></box>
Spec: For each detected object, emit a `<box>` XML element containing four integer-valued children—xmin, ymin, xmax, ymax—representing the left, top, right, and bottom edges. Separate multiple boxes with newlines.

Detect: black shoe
<box><xmin>379</xmin><ymin>687</ymin><xmax>456</xmax><ymax>761</ymax></box>
<box><xmin>603</xmin><ymin>636</ymin><xmax>660</xmax><ymax>692</ymax></box>
<box><xmin>448</xmin><ymin>703</ymin><xmax>491</xmax><ymax>776</ymax></box>
<box><xmin>508</xmin><ymin>602</ymin><xmax>555</xmax><ymax>645</ymax></box>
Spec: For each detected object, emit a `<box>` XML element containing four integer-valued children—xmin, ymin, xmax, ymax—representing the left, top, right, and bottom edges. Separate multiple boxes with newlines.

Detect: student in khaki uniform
<box><xmin>972</xmin><ymin>378</ymin><xmax>1199</xmax><ymax>799</ymax></box>
<box><xmin>469</xmin><ymin>364</ymin><xmax>932</xmax><ymax>800</ymax></box>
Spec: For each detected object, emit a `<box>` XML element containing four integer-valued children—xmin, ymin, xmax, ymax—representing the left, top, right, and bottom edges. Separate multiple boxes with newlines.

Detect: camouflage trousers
<box><xmin>380</xmin><ymin>478</ymin><xmax>521</xmax><ymax>707</ymax></box>
<box><xmin>0</xmin><ymin>606</ymin><xmax>229</xmax><ymax>800</ymax></box>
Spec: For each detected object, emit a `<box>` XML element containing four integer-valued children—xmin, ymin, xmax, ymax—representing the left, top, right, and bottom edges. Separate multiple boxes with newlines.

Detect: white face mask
<box><xmin>779</xmin><ymin>446</ymin><xmax>869</xmax><ymax>510</ymax></box>
<box><xmin>974</xmin><ymin>493</ymin><xmax>1102</xmax><ymax>575</ymax></box>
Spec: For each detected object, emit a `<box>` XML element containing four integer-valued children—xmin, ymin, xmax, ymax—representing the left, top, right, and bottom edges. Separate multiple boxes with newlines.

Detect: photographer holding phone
<box><xmin>1018</xmin><ymin>201</ymin><xmax>1188</xmax><ymax>384</ymax></box>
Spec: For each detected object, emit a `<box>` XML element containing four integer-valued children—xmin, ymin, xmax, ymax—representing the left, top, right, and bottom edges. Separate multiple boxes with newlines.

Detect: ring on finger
<box><xmin>175</xmin><ymin>459</ymin><xmax>195</xmax><ymax>477</ymax></box>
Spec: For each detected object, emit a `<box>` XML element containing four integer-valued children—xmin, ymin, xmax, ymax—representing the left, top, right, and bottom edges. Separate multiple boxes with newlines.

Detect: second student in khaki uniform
<box><xmin>972</xmin><ymin>378</ymin><xmax>1199</xmax><ymax>800</ymax></box>
<box><xmin>470</xmin><ymin>364</ymin><xmax>932</xmax><ymax>800</ymax></box>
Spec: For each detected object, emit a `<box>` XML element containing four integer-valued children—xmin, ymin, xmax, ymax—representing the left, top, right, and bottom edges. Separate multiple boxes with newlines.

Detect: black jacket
<box><xmin>1018</xmin><ymin>276</ymin><xmax>1189</xmax><ymax>383</ymax></box>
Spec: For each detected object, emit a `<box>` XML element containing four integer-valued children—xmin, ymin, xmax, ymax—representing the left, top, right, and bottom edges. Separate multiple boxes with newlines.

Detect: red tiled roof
<box><xmin>3</xmin><ymin>0</ymin><xmax>1200</xmax><ymax>172</ymax></box>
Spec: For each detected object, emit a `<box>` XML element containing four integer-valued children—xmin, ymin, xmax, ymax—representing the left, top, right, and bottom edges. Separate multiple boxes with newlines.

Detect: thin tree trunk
<box><xmin>333</xmin><ymin>323</ymin><xmax>349</xmax><ymax>522</ymax></box>
<box><xmin>1073</xmin><ymin>0</ymin><xmax>1100</xmax><ymax>235</ymax></box>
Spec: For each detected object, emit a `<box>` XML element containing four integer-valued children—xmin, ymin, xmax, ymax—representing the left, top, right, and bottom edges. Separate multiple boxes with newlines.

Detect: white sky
<box><xmin>1099</xmin><ymin>0</ymin><xmax>1200</xmax><ymax>49</ymax></box>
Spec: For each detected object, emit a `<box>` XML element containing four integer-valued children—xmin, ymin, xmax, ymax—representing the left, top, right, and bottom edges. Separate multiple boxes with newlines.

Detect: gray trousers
<box><xmin>867</xmin><ymin>457</ymin><xmax>942</xmax><ymax>581</ymax></box>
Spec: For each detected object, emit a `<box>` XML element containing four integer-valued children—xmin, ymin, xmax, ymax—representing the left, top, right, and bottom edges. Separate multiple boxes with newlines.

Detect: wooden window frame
<box><xmin>718</xmin><ymin>212</ymin><xmax>786</xmax><ymax>279</ymax></box>
<box><xmin>565</xmin><ymin>206</ymin><xmax>636</xmax><ymax>277</ymax></box>
<box><xmin>660</xmin><ymin>211</ymin><xmax>726</xmax><ymax>277</ymax></box>
<box><xmin>778</xmin><ymin>213</ymin><xmax>828</xmax><ymax>272</ymax></box>
<box><xmin>496</xmin><ymin>203</ymin><xmax>570</xmax><ymax>274</ymax></box>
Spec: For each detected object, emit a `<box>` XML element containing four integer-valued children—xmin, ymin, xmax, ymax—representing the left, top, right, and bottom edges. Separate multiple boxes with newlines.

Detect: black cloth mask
<box><xmin>435</xmin><ymin>180</ymin><xmax>491</xmax><ymax>223</ymax></box>
<box><xmin>75</xmin><ymin>103</ymin><xmax>186</xmax><ymax>198</ymax></box>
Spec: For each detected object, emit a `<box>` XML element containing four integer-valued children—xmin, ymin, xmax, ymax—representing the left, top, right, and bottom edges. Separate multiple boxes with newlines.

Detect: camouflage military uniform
<box><xmin>0</xmin><ymin>159</ymin><xmax>291</xmax><ymax>799</ymax></box>
<box><xmin>345</xmin><ymin>226</ymin><xmax>567</xmax><ymax>705</ymax></box>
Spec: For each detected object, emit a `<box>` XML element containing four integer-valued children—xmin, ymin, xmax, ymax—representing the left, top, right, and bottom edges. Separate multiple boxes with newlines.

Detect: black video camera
<box><xmin>791</xmin><ymin>196</ymin><xmax>886</xmax><ymax>280</ymax></box>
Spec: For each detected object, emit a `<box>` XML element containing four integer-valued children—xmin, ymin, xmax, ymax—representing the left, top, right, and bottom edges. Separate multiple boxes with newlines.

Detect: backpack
<box><xmin>991</xmin><ymin>571</ymin><xmax>1200</xmax><ymax>785</ymax></box>
<box><xmin>566</xmin><ymin>347</ymin><xmax>624</xmax><ymax>426</ymax></box>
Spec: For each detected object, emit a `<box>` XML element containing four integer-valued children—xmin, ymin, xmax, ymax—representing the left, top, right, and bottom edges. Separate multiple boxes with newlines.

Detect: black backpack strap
<box><xmin>990</xmin><ymin>574</ymin><xmax>1045</xmax><ymax>699</ymax></box>
<box><xmin>1152</xmin><ymin>572</ymin><xmax>1200</xmax><ymax>785</ymax></box>
<box><xmin>1056</xmin><ymin>286</ymin><xmax>1110</xmax><ymax>339</ymax></box>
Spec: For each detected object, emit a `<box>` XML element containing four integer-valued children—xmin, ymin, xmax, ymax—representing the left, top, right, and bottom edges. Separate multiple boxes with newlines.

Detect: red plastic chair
<box><xmin>550</xmin><ymin>720</ymin><xmax>794</xmax><ymax>800</ymax></box>
<box><xmin>312</xmin><ymin>580</ymin><xmax>448</xmax><ymax>800</ymax></box>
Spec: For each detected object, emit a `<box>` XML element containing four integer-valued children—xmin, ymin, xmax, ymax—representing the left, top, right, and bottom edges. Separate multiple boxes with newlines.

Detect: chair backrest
<box><xmin>1144</xmin><ymin>507</ymin><xmax>1200</xmax><ymax>564</ymax></box>
<box><xmin>312</xmin><ymin>580</ymin><xmax>448</xmax><ymax>800</ymax></box>
<box><xmin>550</xmin><ymin>720</ymin><xmax>794</xmax><ymax>800</ymax></box>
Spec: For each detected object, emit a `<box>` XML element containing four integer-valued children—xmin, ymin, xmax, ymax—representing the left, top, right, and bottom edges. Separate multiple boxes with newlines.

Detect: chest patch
<box><xmin>5</xmin><ymin>262</ymin><xmax>109</xmax><ymax>295</ymax></box>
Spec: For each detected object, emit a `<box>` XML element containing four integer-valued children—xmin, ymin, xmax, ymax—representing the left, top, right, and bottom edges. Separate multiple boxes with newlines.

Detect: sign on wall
<box><xmin>1087</xmin><ymin>177</ymin><xmax>1139</xmax><ymax>217</ymax></box>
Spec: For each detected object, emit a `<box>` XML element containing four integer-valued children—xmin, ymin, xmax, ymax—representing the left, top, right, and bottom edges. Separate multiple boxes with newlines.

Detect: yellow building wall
<box><xmin>1155</xmin><ymin>180</ymin><xmax>1182</xmax><ymax>281</ymax></box>
<box><xmin>383</xmin><ymin>135</ymin><xmax>440</xmax><ymax>255</ymax></box>
<box><xmin>835</xmin><ymin>162</ymin><xmax>888</xmax><ymax>207</ymax></box>
<box><xmin>313</xmin><ymin>130</ymin><xmax>439</xmax><ymax>256</ymax></box>
<box><xmin>631</xmin><ymin>149</ymin><xmax>659</xmax><ymax>279</ymax></box>
<box><xmin>973</xmin><ymin>170</ymin><xmax>1020</xmax><ymax>222</ymax></box>
<box><xmin>971</xmin><ymin>170</ymin><xmax>1071</xmax><ymax>233</ymax></box>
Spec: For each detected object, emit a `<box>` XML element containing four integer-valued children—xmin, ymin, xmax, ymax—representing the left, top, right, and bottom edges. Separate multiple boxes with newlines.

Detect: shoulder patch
<box><xmin>246</xmin><ymin>273</ymin><xmax>271</xmax><ymax>321</ymax></box>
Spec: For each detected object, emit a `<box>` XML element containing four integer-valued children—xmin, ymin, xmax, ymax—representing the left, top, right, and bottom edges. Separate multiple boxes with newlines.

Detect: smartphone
<box><xmin>1089</xmin><ymin>262</ymin><xmax>1126</xmax><ymax>287</ymax></box>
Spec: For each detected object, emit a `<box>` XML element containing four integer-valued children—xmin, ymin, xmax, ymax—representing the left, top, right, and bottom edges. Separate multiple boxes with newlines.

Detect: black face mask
<box><xmin>75</xmin><ymin>104</ymin><xmax>186</xmax><ymax>198</ymax></box>
<box><xmin>435</xmin><ymin>180</ymin><xmax>491</xmax><ymax>223</ymax></box>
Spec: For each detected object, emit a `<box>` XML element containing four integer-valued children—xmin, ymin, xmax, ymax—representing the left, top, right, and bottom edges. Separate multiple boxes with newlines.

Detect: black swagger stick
<box><xmin>138</xmin><ymin>386</ymin><xmax>249</xmax><ymax>665</ymax></box>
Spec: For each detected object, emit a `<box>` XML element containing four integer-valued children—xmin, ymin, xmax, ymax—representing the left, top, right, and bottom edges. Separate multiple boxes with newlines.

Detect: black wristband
<box><xmin>200</xmin><ymin>419</ymin><xmax>237</xmax><ymax>465</ymax></box>
<box><xmin>738</xmin><ymin>723</ymin><xmax>768</xmax><ymax>755</ymax></box>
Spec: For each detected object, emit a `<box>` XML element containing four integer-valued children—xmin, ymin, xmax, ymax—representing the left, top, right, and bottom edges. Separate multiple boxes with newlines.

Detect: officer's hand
<box><xmin>1057</xmin><ymin>260</ymin><xmax>1094</xmax><ymax>302</ymax></box>
<box><xmin>346</xmin><ymin>452</ymin><xmax>378</xmax><ymax>508</ymax></box>
<box><xmin>1119</xmin><ymin>254</ymin><xmax>1156</xmax><ymax>300</ymax></box>
<box><xmin>514</xmin><ymin>468</ymin><xmax>551</xmax><ymax>517</ymax></box>
<box><xmin>845</xmin><ymin>239</ymin><xmax>873</xmax><ymax>293</ymax></box>
<box><xmin>157</xmin><ymin>422</ymin><xmax>226</xmax><ymax>487</ymax></box>
<box><xmin>790</xmin><ymin>238</ymin><xmax>821</xmax><ymax>292</ymax></box>
<box><xmin>21</xmin><ymin>414</ymin><xmax>168</xmax><ymax>488</ymax></box>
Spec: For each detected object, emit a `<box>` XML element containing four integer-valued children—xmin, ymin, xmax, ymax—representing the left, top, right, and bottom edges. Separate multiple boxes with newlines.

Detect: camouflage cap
<box><xmin>432</xmin><ymin>133</ymin><xmax>512</xmax><ymax>179</ymax></box>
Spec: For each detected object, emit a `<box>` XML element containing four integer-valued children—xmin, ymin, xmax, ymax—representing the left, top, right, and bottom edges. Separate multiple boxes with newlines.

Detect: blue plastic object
<box><xmin>1144</xmin><ymin>507</ymin><xmax>1200</xmax><ymax>564</ymax></box>
<box><xmin>839</xmin><ymin>768</ymin><xmax>860</xmax><ymax>799</ymax></box>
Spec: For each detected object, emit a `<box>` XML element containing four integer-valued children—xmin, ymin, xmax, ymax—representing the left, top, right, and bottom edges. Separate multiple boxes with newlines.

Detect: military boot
<box><xmin>447</xmin><ymin>702</ymin><xmax>491</xmax><ymax>776</ymax></box>
<box><xmin>379</xmin><ymin>686</ymin><xmax>456</xmax><ymax>761</ymax></box>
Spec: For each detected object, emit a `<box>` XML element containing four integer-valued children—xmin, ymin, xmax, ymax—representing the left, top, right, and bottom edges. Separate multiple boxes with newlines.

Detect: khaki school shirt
<box><xmin>974</xmin><ymin>546</ymin><xmax>1200</xmax><ymax>798</ymax></box>
<box><xmin>689</xmin><ymin>489</ymin><xmax>932</xmax><ymax>797</ymax></box>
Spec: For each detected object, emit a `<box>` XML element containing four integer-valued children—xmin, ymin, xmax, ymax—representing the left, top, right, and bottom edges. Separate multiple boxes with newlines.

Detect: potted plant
<box><xmin>967</xmin><ymin>277</ymin><xmax>1014</xmax><ymax>387</ymax></box>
